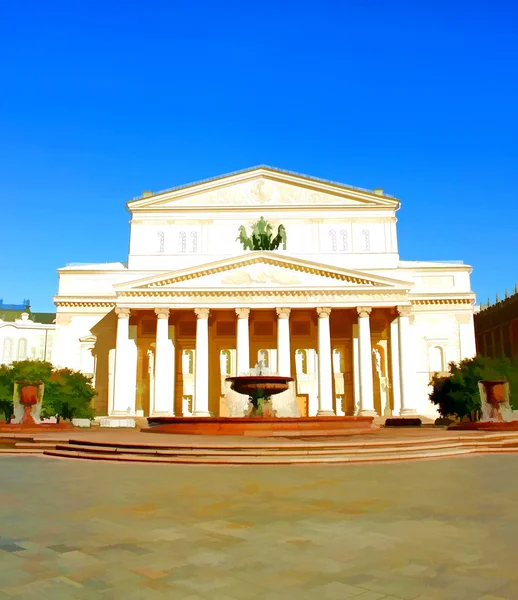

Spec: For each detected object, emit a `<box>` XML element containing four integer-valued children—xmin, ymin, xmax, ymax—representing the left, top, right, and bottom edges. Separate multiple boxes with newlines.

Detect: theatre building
<box><xmin>53</xmin><ymin>166</ymin><xmax>476</xmax><ymax>419</ymax></box>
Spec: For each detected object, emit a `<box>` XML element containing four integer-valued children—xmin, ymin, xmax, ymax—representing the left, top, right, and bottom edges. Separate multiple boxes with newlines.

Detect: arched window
<box><xmin>429</xmin><ymin>346</ymin><xmax>445</xmax><ymax>373</ymax></box>
<box><xmin>179</xmin><ymin>232</ymin><xmax>187</xmax><ymax>253</ymax></box>
<box><xmin>361</xmin><ymin>229</ymin><xmax>370</xmax><ymax>251</ymax></box>
<box><xmin>17</xmin><ymin>338</ymin><xmax>27</xmax><ymax>360</ymax></box>
<box><xmin>332</xmin><ymin>349</ymin><xmax>345</xmax><ymax>374</ymax></box>
<box><xmin>157</xmin><ymin>231</ymin><xmax>164</xmax><ymax>253</ymax></box>
<box><xmin>296</xmin><ymin>349</ymin><xmax>308</xmax><ymax>375</ymax></box>
<box><xmin>329</xmin><ymin>230</ymin><xmax>337</xmax><ymax>251</ymax></box>
<box><xmin>2</xmin><ymin>338</ymin><xmax>13</xmax><ymax>362</ymax></box>
<box><xmin>182</xmin><ymin>349</ymin><xmax>194</xmax><ymax>375</ymax></box>
<box><xmin>258</xmin><ymin>349</ymin><xmax>269</xmax><ymax>368</ymax></box>
<box><xmin>220</xmin><ymin>349</ymin><xmax>231</xmax><ymax>375</ymax></box>
<box><xmin>190</xmin><ymin>231</ymin><xmax>198</xmax><ymax>253</ymax></box>
<box><xmin>340</xmin><ymin>230</ymin><xmax>348</xmax><ymax>251</ymax></box>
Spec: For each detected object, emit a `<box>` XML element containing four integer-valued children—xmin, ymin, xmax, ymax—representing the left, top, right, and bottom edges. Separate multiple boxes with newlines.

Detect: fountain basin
<box><xmin>144</xmin><ymin>416</ymin><xmax>377</xmax><ymax>436</ymax></box>
<box><xmin>226</xmin><ymin>375</ymin><xmax>294</xmax><ymax>397</ymax></box>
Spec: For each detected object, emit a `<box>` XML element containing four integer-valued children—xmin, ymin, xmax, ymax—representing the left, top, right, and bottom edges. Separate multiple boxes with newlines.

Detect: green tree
<box><xmin>0</xmin><ymin>364</ymin><xmax>14</xmax><ymax>422</ymax></box>
<box><xmin>429</xmin><ymin>355</ymin><xmax>518</xmax><ymax>421</ymax></box>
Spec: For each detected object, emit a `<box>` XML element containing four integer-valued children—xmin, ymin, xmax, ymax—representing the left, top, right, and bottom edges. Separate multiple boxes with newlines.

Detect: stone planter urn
<box><xmin>12</xmin><ymin>381</ymin><xmax>45</xmax><ymax>425</ymax></box>
<box><xmin>479</xmin><ymin>380</ymin><xmax>508</xmax><ymax>422</ymax></box>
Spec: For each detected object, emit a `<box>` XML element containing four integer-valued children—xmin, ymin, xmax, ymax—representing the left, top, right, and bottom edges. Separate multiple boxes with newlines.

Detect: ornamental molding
<box><xmin>117</xmin><ymin>290</ymin><xmax>408</xmax><ymax>303</ymax></box>
<box><xmin>411</xmin><ymin>299</ymin><xmax>474</xmax><ymax>306</ymax></box>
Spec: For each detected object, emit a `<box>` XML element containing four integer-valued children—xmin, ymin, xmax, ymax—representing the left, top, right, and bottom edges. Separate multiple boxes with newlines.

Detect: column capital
<box><xmin>194</xmin><ymin>308</ymin><xmax>210</xmax><ymax>319</ymax></box>
<box><xmin>115</xmin><ymin>307</ymin><xmax>131</xmax><ymax>319</ymax></box>
<box><xmin>154</xmin><ymin>308</ymin><xmax>170</xmax><ymax>319</ymax></box>
<box><xmin>396</xmin><ymin>305</ymin><xmax>412</xmax><ymax>318</ymax></box>
<box><xmin>356</xmin><ymin>306</ymin><xmax>372</xmax><ymax>318</ymax></box>
<box><xmin>316</xmin><ymin>307</ymin><xmax>331</xmax><ymax>319</ymax></box>
<box><xmin>276</xmin><ymin>307</ymin><xmax>291</xmax><ymax>319</ymax></box>
<box><xmin>235</xmin><ymin>308</ymin><xmax>250</xmax><ymax>319</ymax></box>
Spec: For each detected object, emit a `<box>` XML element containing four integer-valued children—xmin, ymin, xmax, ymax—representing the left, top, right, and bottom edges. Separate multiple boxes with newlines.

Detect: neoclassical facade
<box><xmin>53</xmin><ymin>166</ymin><xmax>476</xmax><ymax>419</ymax></box>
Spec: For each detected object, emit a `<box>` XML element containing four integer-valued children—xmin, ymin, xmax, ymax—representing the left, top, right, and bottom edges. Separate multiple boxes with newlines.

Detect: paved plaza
<box><xmin>1</xmin><ymin>455</ymin><xmax>518</xmax><ymax>599</ymax></box>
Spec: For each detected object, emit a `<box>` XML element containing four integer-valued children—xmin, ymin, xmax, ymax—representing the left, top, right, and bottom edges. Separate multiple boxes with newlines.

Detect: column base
<box><xmin>192</xmin><ymin>411</ymin><xmax>211</xmax><ymax>417</ymax></box>
<box><xmin>150</xmin><ymin>411</ymin><xmax>175</xmax><ymax>417</ymax></box>
<box><xmin>359</xmin><ymin>409</ymin><xmax>378</xmax><ymax>417</ymax></box>
<box><xmin>135</xmin><ymin>409</ymin><xmax>144</xmax><ymax>417</ymax></box>
<box><xmin>316</xmin><ymin>409</ymin><xmax>336</xmax><ymax>417</ymax></box>
<box><xmin>400</xmin><ymin>408</ymin><xmax>418</xmax><ymax>416</ymax></box>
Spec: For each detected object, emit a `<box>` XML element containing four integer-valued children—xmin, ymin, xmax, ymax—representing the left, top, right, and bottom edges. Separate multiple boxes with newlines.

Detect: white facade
<box><xmin>53</xmin><ymin>166</ymin><xmax>476</xmax><ymax>418</ymax></box>
<box><xmin>0</xmin><ymin>313</ymin><xmax>55</xmax><ymax>364</ymax></box>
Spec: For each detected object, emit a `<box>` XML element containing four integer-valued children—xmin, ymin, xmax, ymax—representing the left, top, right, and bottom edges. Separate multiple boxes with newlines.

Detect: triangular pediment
<box><xmin>127</xmin><ymin>166</ymin><xmax>399</xmax><ymax>212</ymax></box>
<box><xmin>115</xmin><ymin>252</ymin><xmax>412</xmax><ymax>293</ymax></box>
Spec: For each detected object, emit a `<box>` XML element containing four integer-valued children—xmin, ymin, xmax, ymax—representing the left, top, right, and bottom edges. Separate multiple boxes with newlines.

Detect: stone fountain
<box><xmin>225</xmin><ymin>362</ymin><xmax>295</xmax><ymax>417</ymax></box>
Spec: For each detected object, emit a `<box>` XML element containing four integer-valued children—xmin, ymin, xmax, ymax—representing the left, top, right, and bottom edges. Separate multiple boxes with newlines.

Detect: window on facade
<box><xmin>190</xmin><ymin>231</ymin><xmax>198</xmax><ymax>253</ymax></box>
<box><xmin>257</xmin><ymin>349</ymin><xmax>269</xmax><ymax>368</ymax></box>
<box><xmin>340</xmin><ymin>230</ymin><xmax>348</xmax><ymax>251</ymax></box>
<box><xmin>332</xmin><ymin>349</ymin><xmax>345</xmax><ymax>374</ymax></box>
<box><xmin>17</xmin><ymin>338</ymin><xmax>27</xmax><ymax>360</ymax></box>
<box><xmin>429</xmin><ymin>346</ymin><xmax>445</xmax><ymax>373</ymax></box>
<box><xmin>329</xmin><ymin>230</ymin><xmax>337</xmax><ymax>251</ymax></box>
<box><xmin>295</xmin><ymin>349</ymin><xmax>308</xmax><ymax>375</ymax></box>
<box><xmin>157</xmin><ymin>231</ymin><xmax>165</xmax><ymax>253</ymax></box>
<box><xmin>2</xmin><ymin>338</ymin><xmax>13</xmax><ymax>362</ymax></box>
<box><xmin>179</xmin><ymin>232</ymin><xmax>187</xmax><ymax>253</ymax></box>
<box><xmin>220</xmin><ymin>349</ymin><xmax>231</xmax><ymax>375</ymax></box>
<box><xmin>182</xmin><ymin>349</ymin><xmax>194</xmax><ymax>375</ymax></box>
<box><xmin>361</xmin><ymin>229</ymin><xmax>370</xmax><ymax>251</ymax></box>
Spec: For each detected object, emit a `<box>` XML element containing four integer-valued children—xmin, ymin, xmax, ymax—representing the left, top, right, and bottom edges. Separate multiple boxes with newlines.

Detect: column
<box><xmin>457</xmin><ymin>313</ymin><xmax>477</xmax><ymax>360</ymax></box>
<box><xmin>235</xmin><ymin>308</ymin><xmax>250</xmax><ymax>375</ymax></box>
<box><xmin>316</xmin><ymin>307</ymin><xmax>335</xmax><ymax>416</ymax></box>
<box><xmin>193</xmin><ymin>308</ymin><xmax>210</xmax><ymax>416</ymax></box>
<box><xmin>153</xmin><ymin>308</ymin><xmax>175</xmax><ymax>415</ymax></box>
<box><xmin>352</xmin><ymin>324</ymin><xmax>360</xmax><ymax>414</ymax></box>
<box><xmin>276</xmin><ymin>308</ymin><xmax>291</xmax><ymax>376</ymax></box>
<box><xmin>397</xmin><ymin>305</ymin><xmax>417</xmax><ymax>415</ymax></box>
<box><xmin>357</xmin><ymin>306</ymin><xmax>376</xmax><ymax>416</ymax></box>
<box><xmin>112</xmin><ymin>307</ymin><xmax>137</xmax><ymax>415</ymax></box>
<box><xmin>389</xmin><ymin>316</ymin><xmax>402</xmax><ymax>416</ymax></box>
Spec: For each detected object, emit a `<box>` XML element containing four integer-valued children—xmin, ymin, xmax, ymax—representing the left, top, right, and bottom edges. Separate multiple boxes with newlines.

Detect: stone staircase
<box><xmin>2</xmin><ymin>433</ymin><xmax>518</xmax><ymax>464</ymax></box>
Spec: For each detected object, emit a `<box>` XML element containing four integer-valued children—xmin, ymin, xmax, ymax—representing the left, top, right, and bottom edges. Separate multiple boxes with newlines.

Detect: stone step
<box><xmin>43</xmin><ymin>447</ymin><xmax>479</xmax><ymax>464</ymax></box>
<box><xmin>55</xmin><ymin>440</ymin><xmax>482</xmax><ymax>457</ymax></box>
<box><xmin>15</xmin><ymin>442</ymin><xmax>58</xmax><ymax>449</ymax></box>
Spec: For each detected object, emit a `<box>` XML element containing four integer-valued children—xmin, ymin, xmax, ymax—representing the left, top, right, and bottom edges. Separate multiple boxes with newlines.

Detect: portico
<box><xmin>109</xmin><ymin>297</ymin><xmax>417</xmax><ymax>419</ymax></box>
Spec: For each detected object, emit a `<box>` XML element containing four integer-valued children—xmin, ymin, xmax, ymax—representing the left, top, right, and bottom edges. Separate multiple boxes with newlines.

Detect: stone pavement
<box><xmin>1</xmin><ymin>455</ymin><xmax>518</xmax><ymax>599</ymax></box>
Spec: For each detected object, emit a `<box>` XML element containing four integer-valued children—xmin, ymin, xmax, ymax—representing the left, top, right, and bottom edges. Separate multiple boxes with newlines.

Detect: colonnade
<box><xmin>111</xmin><ymin>305</ymin><xmax>417</xmax><ymax>417</ymax></box>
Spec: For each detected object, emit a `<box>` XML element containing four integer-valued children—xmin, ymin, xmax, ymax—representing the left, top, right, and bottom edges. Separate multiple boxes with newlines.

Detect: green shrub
<box><xmin>429</xmin><ymin>355</ymin><xmax>518</xmax><ymax>421</ymax></box>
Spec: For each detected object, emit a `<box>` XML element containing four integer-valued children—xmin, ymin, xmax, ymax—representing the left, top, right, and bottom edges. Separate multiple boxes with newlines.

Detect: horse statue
<box><xmin>270</xmin><ymin>224</ymin><xmax>287</xmax><ymax>250</ymax></box>
<box><xmin>236</xmin><ymin>225</ymin><xmax>253</xmax><ymax>251</ymax></box>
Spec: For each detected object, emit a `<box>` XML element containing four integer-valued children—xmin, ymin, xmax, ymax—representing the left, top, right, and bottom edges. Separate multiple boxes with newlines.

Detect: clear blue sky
<box><xmin>1</xmin><ymin>1</ymin><xmax>517</xmax><ymax>312</ymax></box>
